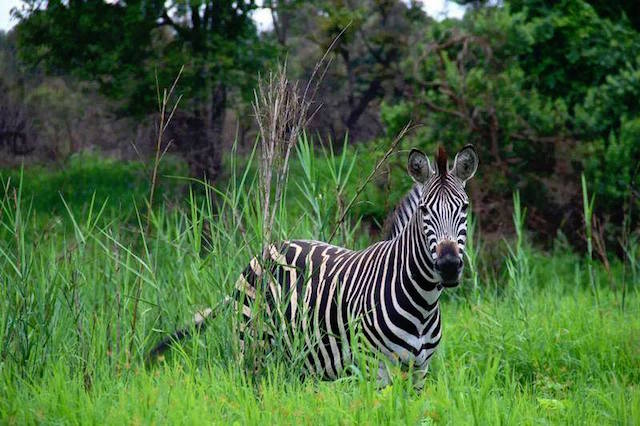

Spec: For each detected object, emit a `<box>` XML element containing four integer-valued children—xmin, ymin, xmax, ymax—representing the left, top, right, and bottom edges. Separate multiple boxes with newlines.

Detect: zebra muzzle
<box><xmin>435</xmin><ymin>241</ymin><xmax>463</xmax><ymax>286</ymax></box>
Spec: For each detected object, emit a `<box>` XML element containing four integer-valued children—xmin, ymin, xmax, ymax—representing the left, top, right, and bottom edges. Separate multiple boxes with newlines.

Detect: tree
<box><xmin>380</xmin><ymin>0</ymin><xmax>640</xmax><ymax>246</ymax></box>
<box><xmin>272</xmin><ymin>0</ymin><xmax>429</xmax><ymax>142</ymax></box>
<box><xmin>14</xmin><ymin>0</ymin><xmax>275</xmax><ymax>178</ymax></box>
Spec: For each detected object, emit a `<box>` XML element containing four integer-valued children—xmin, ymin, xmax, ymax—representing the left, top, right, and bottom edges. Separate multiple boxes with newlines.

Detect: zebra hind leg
<box><xmin>412</xmin><ymin>366</ymin><xmax>429</xmax><ymax>390</ymax></box>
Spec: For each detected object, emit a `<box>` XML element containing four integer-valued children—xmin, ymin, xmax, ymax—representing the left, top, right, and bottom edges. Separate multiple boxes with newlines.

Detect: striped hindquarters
<box><xmin>233</xmin><ymin>240</ymin><xmax>357</xmax><ymax>378</ymax></box>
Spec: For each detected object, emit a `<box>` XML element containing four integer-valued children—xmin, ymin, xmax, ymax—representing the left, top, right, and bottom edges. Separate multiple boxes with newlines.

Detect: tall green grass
<box><xmin>1</xmin><ymin>146</ymin><xmax>638</xmax><ymax>424</ymax></box>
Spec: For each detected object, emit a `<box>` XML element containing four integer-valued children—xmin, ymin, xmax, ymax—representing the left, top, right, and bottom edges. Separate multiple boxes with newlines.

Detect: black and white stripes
<box><xmin>234</xmin><ymin>145</ymin><xmax>479</xmax><ymax>382</ymax></box>
<box><xmin>385</xmin><ymin>184</ymin><xmax>421</xmax><ymax>239</ymax></box>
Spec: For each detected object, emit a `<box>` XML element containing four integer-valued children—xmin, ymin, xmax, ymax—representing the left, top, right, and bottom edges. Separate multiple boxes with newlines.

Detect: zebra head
<box><xmin>407</xmin><ymin>145</ymin><xmax>478</xmax><ymax>287</ymax></box>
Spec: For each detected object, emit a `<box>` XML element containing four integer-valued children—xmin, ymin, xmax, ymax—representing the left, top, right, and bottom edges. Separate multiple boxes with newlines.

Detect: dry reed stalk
<box><xmin>253</xmin><ymin>63</ymin><xmax>310</xmax><ymax>259</ymax></box>
<box><xmin>248</xmin><ymin>30</ymin><xmax>346</xmax><ymax>374</ymax></box>
<box><xmin>252</xmin><ymin>25</ymin><xmax>346</xmax><ymax>260</ymax></box>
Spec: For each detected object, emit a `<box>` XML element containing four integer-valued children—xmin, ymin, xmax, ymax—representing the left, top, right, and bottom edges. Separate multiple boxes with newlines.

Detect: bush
<box><xmin>583</xmin><ymin>117</ymin><xmax>640</xmax><ymax>220</ymax></box>
<box><xmin>376</xmin><ymin>1</ymin><xmax>640</xmax><ymax>248</ymax></box>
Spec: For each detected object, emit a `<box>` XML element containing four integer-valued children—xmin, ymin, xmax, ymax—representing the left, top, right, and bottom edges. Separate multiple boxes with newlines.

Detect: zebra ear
<box><xmin>451</xmin><ymin>145</ymin><xmax>478</xmax><ymax>185</ymax></box>
<box><xmin>407</xmin><ymin>149</ymin><xmax>434</xmax><ymax>184</ymax></box>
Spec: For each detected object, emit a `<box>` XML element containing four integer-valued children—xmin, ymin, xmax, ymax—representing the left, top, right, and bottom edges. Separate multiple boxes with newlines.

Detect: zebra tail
<box><xmin>147</xmin><ymin>302</ymin><xmax>221</xmax><ymax>361</ymax></box>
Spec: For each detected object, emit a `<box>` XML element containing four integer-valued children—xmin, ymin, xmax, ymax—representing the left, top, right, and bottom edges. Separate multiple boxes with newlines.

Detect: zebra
<box><xmin>151</xmin><ymin>145</ymin><xmax>478</xmax><ymax>384</ymax></box>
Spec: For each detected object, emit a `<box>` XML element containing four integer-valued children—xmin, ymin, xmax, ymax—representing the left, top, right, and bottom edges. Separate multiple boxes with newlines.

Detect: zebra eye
<box><xmin>419</xmin><ymin>204</ymin><xmax>429</xmax><ymax>214</ymax></box>
<box><xmin>461</xmin><ymin>203</ymin><xmax>469</xmax><ymax>213</ymax></box>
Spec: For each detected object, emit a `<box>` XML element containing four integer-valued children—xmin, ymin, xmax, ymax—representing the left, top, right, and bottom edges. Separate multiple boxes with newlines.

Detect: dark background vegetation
<box><xmin>1</xmin><ymin>0</ymin><xmax>639</xmax><ymax>255</ymax></box>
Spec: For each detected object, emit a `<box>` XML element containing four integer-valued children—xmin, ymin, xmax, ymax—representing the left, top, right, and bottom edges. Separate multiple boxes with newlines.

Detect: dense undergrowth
<box><xmin>1</xmin><ymin>146</ymin><xmax>638</xmax><ymax>424</ymax></box>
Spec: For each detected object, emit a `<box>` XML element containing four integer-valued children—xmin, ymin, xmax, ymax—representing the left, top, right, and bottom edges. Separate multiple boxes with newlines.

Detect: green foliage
<box><xmin>393</xmin><ymin>4</ymin><xmax>573</xmax><ymax>174</ymax></box>
<box><xmin>376</xmin><ymin>0</ymin><xmax>640</xmax><ymax>243</ymax></box>
<box><xmin>1</xmin><ymin>143</ymin><xmax>638</xmax><ymax>423</ymax></box>
<box><xmin>288</xmin><ymin>0</ymin><xmax>427</xmax><ymax>138</ymax></box>
<box><xmin>14</xmin><ymin>0</ymin><xmax>275</xmax><ymax>116</ymax></box>
<box><xmin>576</xmin><ymin>59</ymin><xmax>640</xmax><ymax>136</ymax></box>
<box><xmin>509</xmin><ymin>0</ymin><xmax>640</xmax><ymax>106</ymax></box>
<box><xmin>15</xmin><ymin>0</ymin><xmax>159</xmax><ymax>110</ymax></box>
<box><xmin>582</xmin><ymin>118</ymin><xmax>640</xmax><ymax>216</ymax></box>
<box><xmin>380</xmin><ymin>101</ymin><xmax>412</xmax><ymax>138</ymax></box>
<box><xmin>9</xmin><ymin>0</ymin><xmax>640</xmax><ymax>245</ymax></box>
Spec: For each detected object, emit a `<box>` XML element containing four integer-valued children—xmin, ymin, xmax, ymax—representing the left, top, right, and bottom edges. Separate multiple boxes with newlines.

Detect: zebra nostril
<box><xmin>435</xmin><ymin>254</ymin><xmax>461</xmax><ymax>282</ymax></box>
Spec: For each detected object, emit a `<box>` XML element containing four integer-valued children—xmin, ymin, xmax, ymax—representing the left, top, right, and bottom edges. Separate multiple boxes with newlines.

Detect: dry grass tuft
<box><xmin>252</xmin><ymin>63</ymin><xmax>313</xmax><ymax>258</ymax></box>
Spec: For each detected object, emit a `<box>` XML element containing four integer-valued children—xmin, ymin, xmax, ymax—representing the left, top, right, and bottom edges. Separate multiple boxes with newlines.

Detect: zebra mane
<box><xmin>436</xmin><ymin>145</ymin><xmax>447</xmax><ymax>177</ymax></box>
<box><xmin>382</xmin><ymin>184</ymin><xmax>422</xmax><ymax>240</ymax></box>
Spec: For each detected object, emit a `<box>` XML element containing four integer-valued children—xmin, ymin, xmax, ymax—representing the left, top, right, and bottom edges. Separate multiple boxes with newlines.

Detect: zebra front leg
<box><xmin>377</xmin><ymin>360</ymin><xmax>393</xmax><ymax>387</ymax></box>
<box><xmin>412</xmin><ymin>365</ymin><xmax>429</xmax><ymax>390</ymax></box>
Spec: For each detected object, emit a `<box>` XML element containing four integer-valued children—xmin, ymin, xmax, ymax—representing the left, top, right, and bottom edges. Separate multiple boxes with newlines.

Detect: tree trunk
<box><xmin>168</xmin><ymin>84</ymin><xmax>226</xmax><ymax>182</ymax></box>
